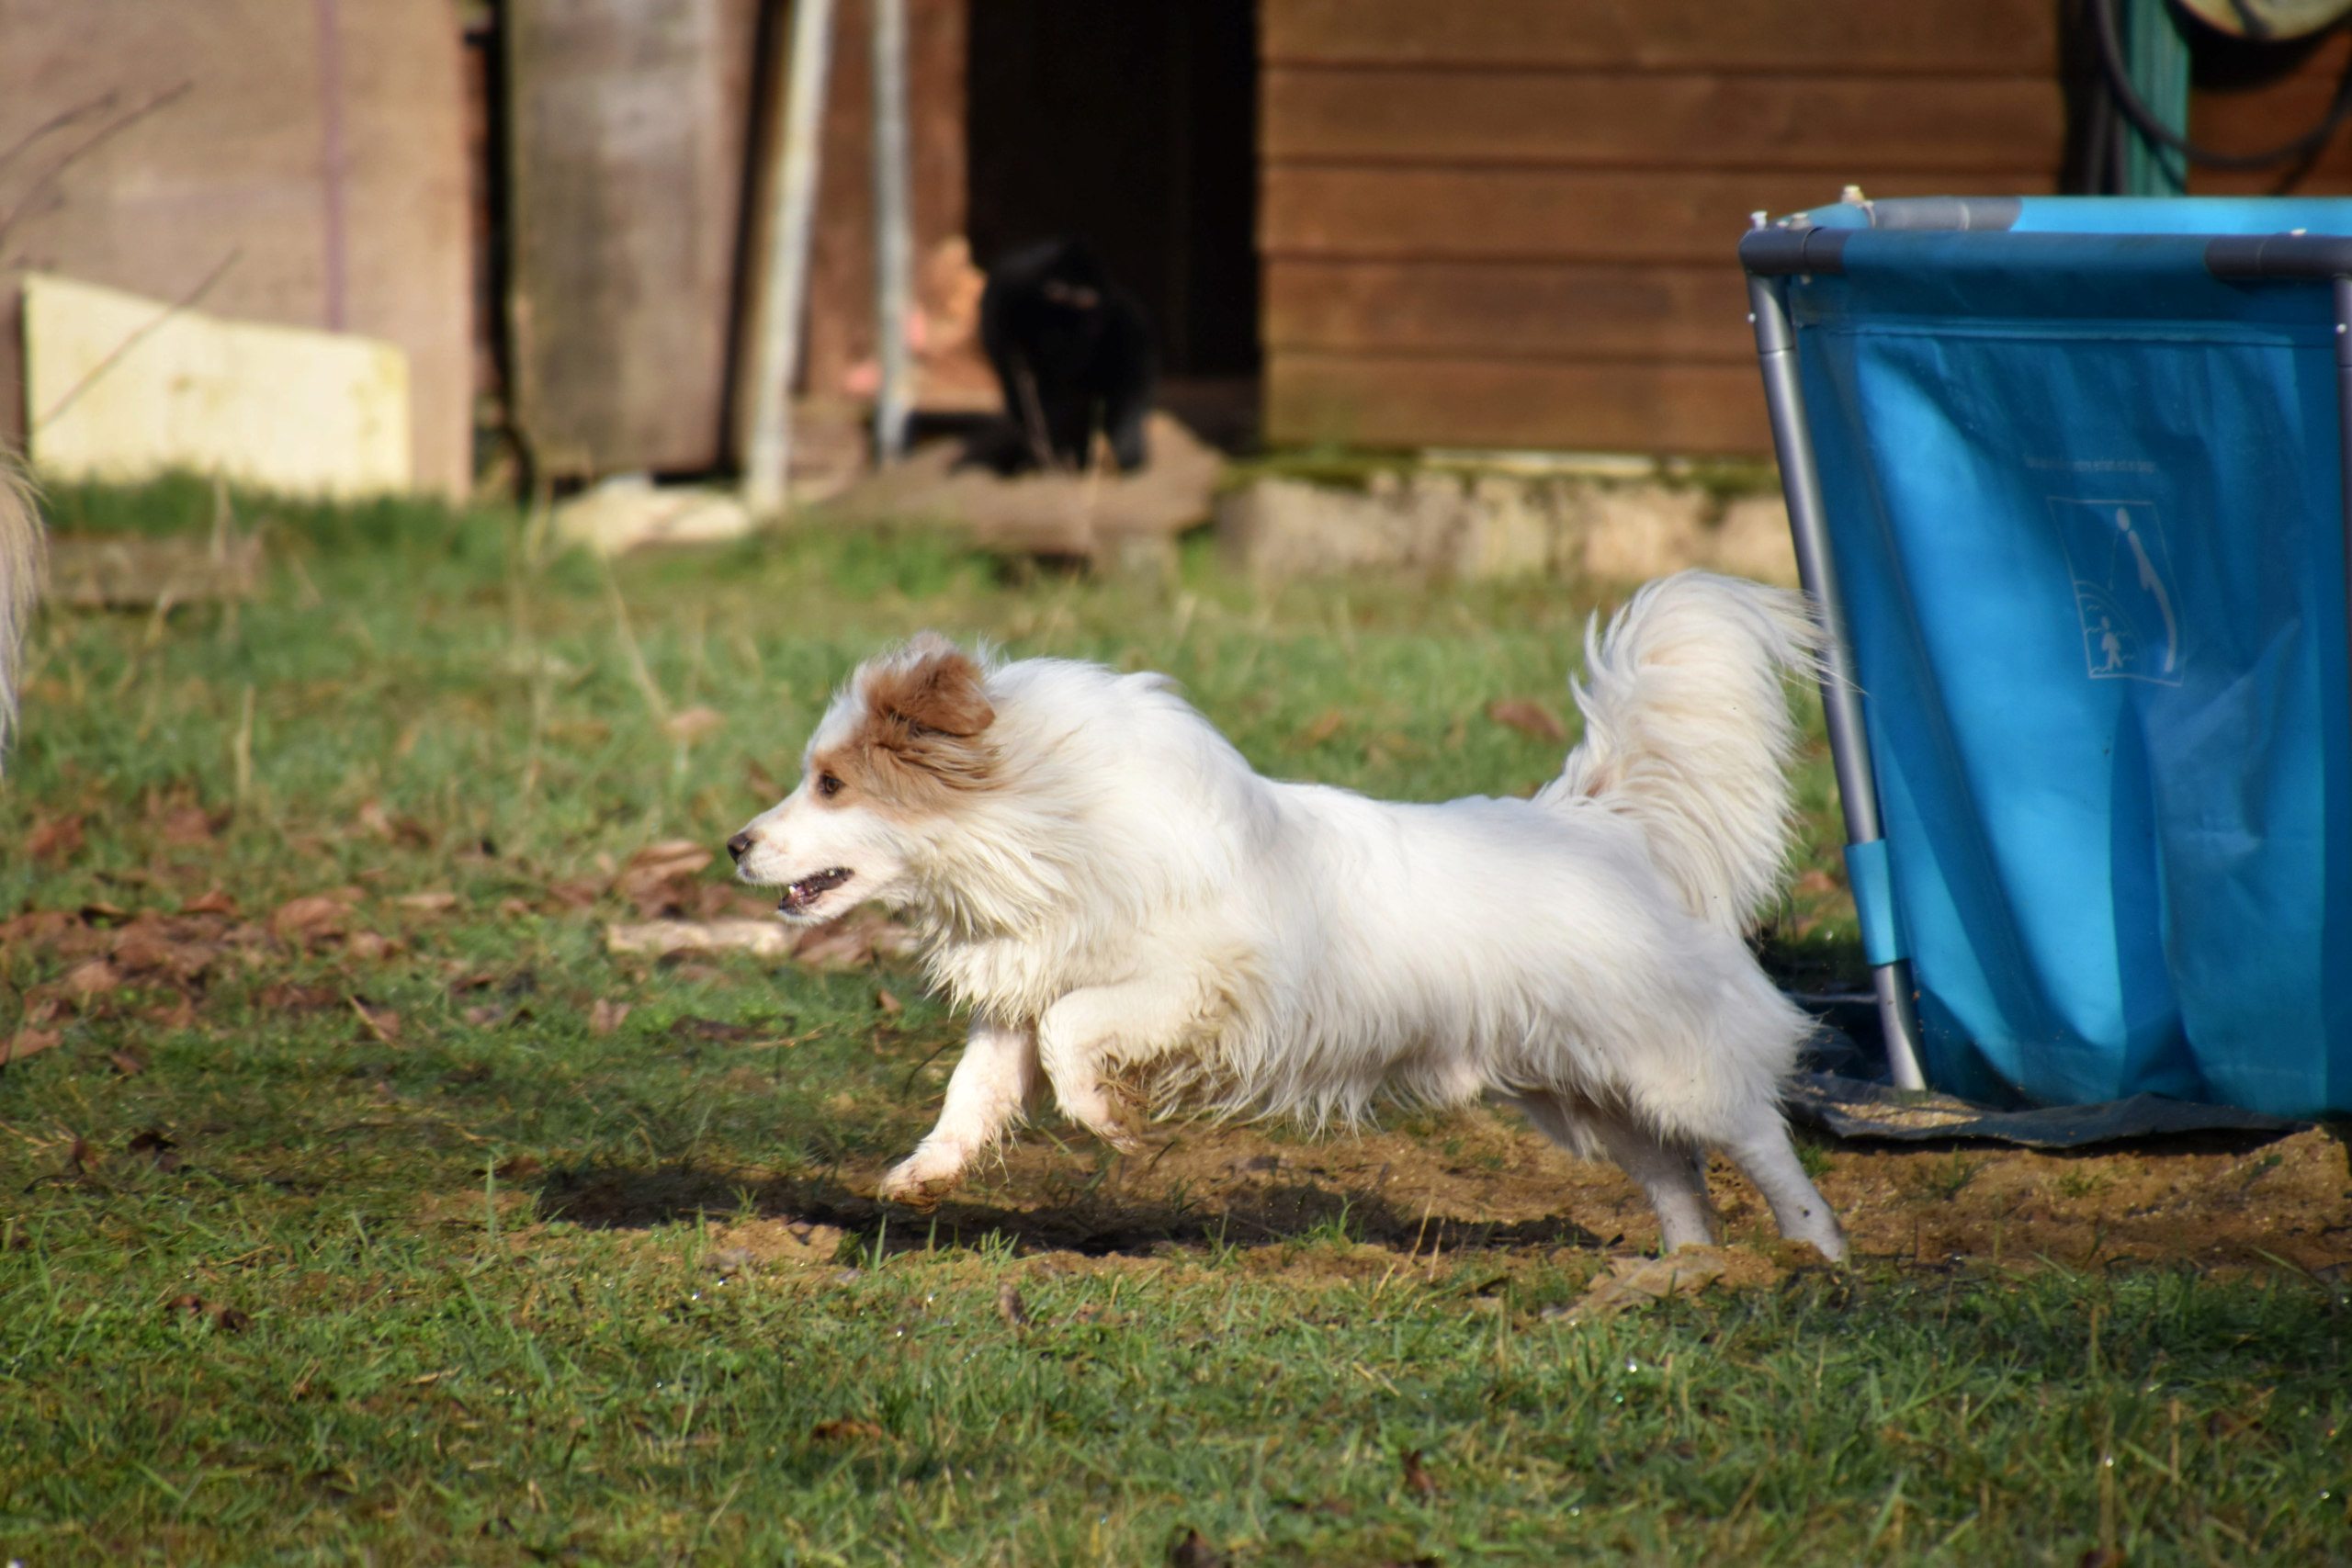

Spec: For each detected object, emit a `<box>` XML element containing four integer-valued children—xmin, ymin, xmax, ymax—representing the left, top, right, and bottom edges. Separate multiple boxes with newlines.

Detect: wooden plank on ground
<box><xmin>1261</xmin><ymin>167</ymin><xmax>2062</xmax><ymax>265</ymax></box>
<box><xmin>1265</xmin><ymin>352</ymin><xmax>1770</xmax><ymax>454</ymax></box>
<box><xmin>1261</xmin><ymin>0</ymin><xmax>2058</xmax><ymax>75</ymax></box>
<box><xmin>506</xmin><ymin>0</ymin><xmax>761</xmax><ymax>477</ymax></box>
<box><xmin>1264</xmin><ymin>261</ymin><xmax>1754</xmax><ymax>363</ymax></box>
<box><xmin>1263</xmin><ymin>69</ymin><xmax>2063</xmax><ymax>173</ymax></box>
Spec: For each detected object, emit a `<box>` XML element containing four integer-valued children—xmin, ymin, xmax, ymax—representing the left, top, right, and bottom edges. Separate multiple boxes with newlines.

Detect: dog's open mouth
<box><xmin>780</xmin><ymin>868</ymin><xmax>854</xmax><ymax>916</ymax></box>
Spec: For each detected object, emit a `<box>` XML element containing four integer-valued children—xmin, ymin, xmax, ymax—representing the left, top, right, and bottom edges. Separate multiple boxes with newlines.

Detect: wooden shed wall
<box><xmin>1259</xmin><ymin>0</ymin><xmax>2068</xmax><ymax>455</ymax></box>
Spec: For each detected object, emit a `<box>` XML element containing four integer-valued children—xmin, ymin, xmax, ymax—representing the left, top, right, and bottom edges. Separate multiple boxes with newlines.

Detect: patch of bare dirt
<box><xmin>525</xmin><ymin>1106</ymin><xmax>2352</xmax><ymax>1283</ymax></box>
<box><xmin>1809</xmin><ymin>1125</ymin><xmax>2351</xmax><ymax>1273</ymax></box>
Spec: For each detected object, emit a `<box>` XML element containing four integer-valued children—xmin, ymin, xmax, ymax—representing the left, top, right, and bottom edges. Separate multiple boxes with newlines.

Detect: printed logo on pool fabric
<box><xmin>2047</xmin><ymin>497</ymin><xmax>2183</xmax><ymax>685</ymax></box>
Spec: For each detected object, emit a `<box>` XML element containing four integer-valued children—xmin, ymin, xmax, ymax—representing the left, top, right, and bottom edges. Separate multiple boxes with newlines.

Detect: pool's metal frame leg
<box><xmin>1747</xmin><ymin>273</ymin><xmax>1930</xmax><ymax>1091</ymax></box>
<box><xmin>2335</xmin><ymin>276</ymin><xmax>2352</xmax><ymax>740</ymax></box>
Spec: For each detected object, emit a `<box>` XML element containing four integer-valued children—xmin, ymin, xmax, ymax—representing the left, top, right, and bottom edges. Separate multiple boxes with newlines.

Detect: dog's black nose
<box><xmin>726</xmin><ymin>831</ymin><xmax>752</xmax><ymax>864</ymax></box>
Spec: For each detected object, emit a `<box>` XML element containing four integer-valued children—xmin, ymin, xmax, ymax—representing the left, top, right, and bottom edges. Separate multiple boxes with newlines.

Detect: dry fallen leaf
<box><xmin>996</xmin><ymin>1281</ymin><xmax>1029</xmax><ymax>1329</ymax></box>
<box><xmin>1297</xmin><ymin>709</ymin><xmax>1346</xmax><ymax>746</ymax></box>
<box><xmin>670</xmin><ymin>1016</ymin><xmax>763</xmax><ymax>1044</ymax></box>
<box><xmin>5</xmin><ymin>1028</ymin><xmax>63</xmax><ymax>1063</ymax></box>
<box><xmin>270</xmin><ymin>895</ymin><xmax>352</xmax><ymax>947</ymax></box>
<box><xmin>0</xmin><ymin>910</ymin><xmax>76</xmax><ymax>951</ymax></box>
<box><xmin>1485</xmin><ymin>698</ymin><xmax>1567</xmax><ymax>745</ymax></box>
<box><xmin>108</xmin><ymin>1048</ymin><xmax>148</xmax><ymax>1077</ymax></box>
<box><xmin>616</xmin><ymin>840</ymin><xmax>718</xmax><ymax>918</ymax></box>
<box><xmin>588</xmin><ymin>998</ymin><xmax>632</xmax><ymax>1037</ymax></box>
<box><xmin>28</xmin><ymin>814</ymin><xmax>85</xmax><ymax>863</ymax></box>
<box><xmin>462</xmin><ymin>1004</ymin><xmax>508</xmax><ymax>1028</ymax></box>
<box><xmin>876</xmin><ymin>988</ymin><xmax>902</xmax><ymax>1016</ymax></box>
<box><xmin>1548</xmin><ymin>1247</ymin><xmax>1728</xmax><ymax>1325</ymax></box>
<box><xmin>345</xmin><ymin>931</ymin><xmax>395</xmax><ymax>963</ymax></box>
<box><xmin>111</xmin><ymin>917</ymin><xmax>223</xmax><ymax>983</ymax></box>
<box><xmin>1170</xmin><ymin>1529</ymin><xmax>1229</xmax><ymax>1568</ymax></box>
<box><xmin>1794</xmin><ymin>868</ymin><xmax>1840</xmax><ymax>897</ymax></box>
<box><xmin>350</xmin><ymin>998</ymin><xmax>402</xmax><ymax>1044</ymax></box>
<box><xmin>660</xmin><ymin>705</ymin><xmax>727</xmax><ymax>744</ymax></box>
<box><xmin>157</xmin><ymin>807</ymin><xmax>227</xmax><ymax>845</ymax></box>
<box><xmin>128</xmin><ymin>1128</ymin><xmax>179</xmax><ymax>1170</ymax></box>
<box><xmin>545</xmin><ymin>878</ymin><xmax>603</xmax><ymax>911</ymax></box>
<box><xmin>789</xmin><ymin>908</ymin><xmax>922</xmax><ymax>969</ymax></box>
<box><xmin>393</xmin><ymin>891</ymin><xmax>460</xmax><ymax>914</ymax></box>
<box><xmin>182</xmin><ymin>889</ymin><xmax>237</xmax><ymax>917</ymax></box>
<box><xmin>494</xmin><ymin>1154</ymin><xmax>544</xmax><ymax>1181</ymax></box>
<box><xmin>164</xmin><ymin>1294</ymin><xmax>248</xmax><ymax>1333</ymax></box>
<box><xmin>258</xmin><ymin>983</ymin><xmax>343</xmax><ymax>1014</ymax></box>
<box><xmin>809</xmin><ymin>1418</ymin><xmax>885</xmax><ymax>1443</ymax></box>
<box><xmin>62</xmin><ymin>959</ymin><xmax>125</xmax><ymax>998</ymax></box>
<box><xmin>1400</xmin><ymin>1449</ymin><xmax>1439</xmax><ymax>1498</ymax></box>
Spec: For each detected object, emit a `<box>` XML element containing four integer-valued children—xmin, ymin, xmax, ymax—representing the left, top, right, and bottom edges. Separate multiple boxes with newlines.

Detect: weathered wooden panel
<box><xmin>1267</xmin><ymin>352</ymin><xmax>1768</xmax><ymax>454</ymax></box>
<box><xmin>1264</xmin><ymin>69</ymin><xmax>2063</xmax><ymax>173</ymax></box>
<box><xmin>1262</xmin><ymin>166</ymin><xmax>2061</xmax><ymax>265</ymax></box>
<box><xmin>1262</xmin><ymin>0</ymin><xmax>2058</xmax><ymax>74</ymax></box>
<box><xmin>507</xmin><ymin>0</ymin><xmax>761</xmax><ymax>476</ymax></box>
<box><xmin>0</xmin><ymin>0</ymin><xmax>472</xmax><ymax>495</ymax></box>
<box><xmin>1265</xmin><ymin>261</ymin><xmax>1753</xmax><ymax>362</ymax></box>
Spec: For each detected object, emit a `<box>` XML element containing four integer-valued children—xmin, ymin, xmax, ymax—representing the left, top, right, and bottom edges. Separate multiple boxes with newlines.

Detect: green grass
<box><xmin>3</xmin><ymin>477</ymin><xmax>2343</xmax><ymax>1564</ymax></box>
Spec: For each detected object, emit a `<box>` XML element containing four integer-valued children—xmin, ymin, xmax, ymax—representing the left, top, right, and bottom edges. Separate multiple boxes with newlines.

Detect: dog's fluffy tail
<box><xmin>1539</xmin><ymin>570</ymin><xmax>1824</xmax><ymax>936</ymax></box>
<box><xmin>0</xmin><ymin>456</ymin><xmax>42</xmax><ymax>770</ymax></box>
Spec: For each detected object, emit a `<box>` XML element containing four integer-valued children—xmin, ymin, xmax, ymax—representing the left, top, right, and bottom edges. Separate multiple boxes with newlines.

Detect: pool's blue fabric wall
<box><xmin>1784</xmin><ymin>199</ymin><xmax>2352</xmax><ymax>1116</ymax></box>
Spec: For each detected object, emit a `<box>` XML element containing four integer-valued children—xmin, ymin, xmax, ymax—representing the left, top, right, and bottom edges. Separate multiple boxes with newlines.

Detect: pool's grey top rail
<box><xmin>1738</xmin><ymin>195</ymin><xmax>2352</xmax><ymax>281</ymax></box>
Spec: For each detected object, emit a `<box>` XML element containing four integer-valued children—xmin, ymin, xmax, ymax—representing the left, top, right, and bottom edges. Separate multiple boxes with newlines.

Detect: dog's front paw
<box><xmin>877</xmin><ymin>1150</ymin><xmax>967</xmax><ymax>1208</ymax></box>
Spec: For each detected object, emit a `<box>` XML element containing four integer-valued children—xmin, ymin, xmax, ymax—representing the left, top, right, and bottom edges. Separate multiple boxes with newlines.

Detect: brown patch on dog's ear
<box><xmin>865</xmin><ymin>637</ymin><xmax>994</xmax><ymax>739</ymax></box>
<box><xmin>842</xmin><ymin>638</ymin><xmax>997</xmax><ymax>803</ymax></box>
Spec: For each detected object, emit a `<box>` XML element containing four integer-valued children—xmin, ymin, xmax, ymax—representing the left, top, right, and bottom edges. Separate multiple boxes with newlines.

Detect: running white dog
<box><xmin>728</xmin><ymin>571</ymin><xmax>1847</xmax><ymax>1259</ymax></box>
<box><xmin>0</xmin><ymin>457</ymin><xmax>43</xmax><ymax>771</ymax></box>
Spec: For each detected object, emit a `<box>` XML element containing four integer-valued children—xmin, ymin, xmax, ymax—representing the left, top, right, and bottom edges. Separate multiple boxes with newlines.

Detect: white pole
<box><xmin>870</xmin><ymin>0</ymin><xmax>913</xmax><ymax>464</ymax></box>
<box><xmin>741</xmin><ymin>0</ymin><xmax>836</xmax><ymax>516</ymax></box>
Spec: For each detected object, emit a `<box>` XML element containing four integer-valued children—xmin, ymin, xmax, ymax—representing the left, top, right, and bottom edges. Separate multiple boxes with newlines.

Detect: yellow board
<box><xmin>22</xmin><ymin>274</ymin><xmax>412</xmax><ymax>500</ymax></box>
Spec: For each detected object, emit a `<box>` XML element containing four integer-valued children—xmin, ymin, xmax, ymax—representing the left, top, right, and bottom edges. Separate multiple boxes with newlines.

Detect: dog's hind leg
<box><xmin>878</xmin><ymin>1015</ymin><xmax>1040</xmax><ymax>1206</ymax></box>
<box><xmin>1512</xmin><ymin>1091</ymin><xmax>1717</xmax><ymax>1253</ymax></box>
<box><xmin>1718</xmin><ymin>1111</ymin><xmax>1847</xmax><ymax>1263</ymax></box>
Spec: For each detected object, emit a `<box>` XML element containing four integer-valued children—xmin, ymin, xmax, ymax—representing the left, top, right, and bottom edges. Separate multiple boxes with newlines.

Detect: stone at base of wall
<box><xmin>1216</xmin><ymin>471</ymin><xmax>1798</xmax><ymax>587</ymax></box>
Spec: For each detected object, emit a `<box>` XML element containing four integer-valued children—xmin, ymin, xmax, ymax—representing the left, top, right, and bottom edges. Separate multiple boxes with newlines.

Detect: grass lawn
<box><xmin>2</xmin><ymin>476</ymin><xmax>2346</xmax><ymax>1565</ymax></box>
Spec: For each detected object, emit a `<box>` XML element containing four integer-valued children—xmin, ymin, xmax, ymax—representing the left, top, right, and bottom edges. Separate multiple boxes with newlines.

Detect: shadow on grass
<box><xmin>533</xmin><ymin>1161</ymin><xmax>1601</xmax><ymax>1258</ymax></box>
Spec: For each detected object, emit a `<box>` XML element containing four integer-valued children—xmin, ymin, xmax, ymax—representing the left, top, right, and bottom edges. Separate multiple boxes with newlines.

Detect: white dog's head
<box><xmin>727</xmin><ymin>634</ymin><xmax>996</xmax><ymax>924</ymax></box>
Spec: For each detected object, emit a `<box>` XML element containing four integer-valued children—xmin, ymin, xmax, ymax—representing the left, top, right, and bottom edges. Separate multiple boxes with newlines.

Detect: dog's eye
<box><xmin>817</xmin><ymin>773</ymin><xmax>844</xmax><ymax>798</ymax></box>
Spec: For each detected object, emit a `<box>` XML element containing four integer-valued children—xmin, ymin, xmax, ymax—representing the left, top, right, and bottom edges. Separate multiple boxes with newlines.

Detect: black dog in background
<box><xmin>978</xmin><ymin>238</ymin><xmax>1156</xmax><ymax>472</ymax></box>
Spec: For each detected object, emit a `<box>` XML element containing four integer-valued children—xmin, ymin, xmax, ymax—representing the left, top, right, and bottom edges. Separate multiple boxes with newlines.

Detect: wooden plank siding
<box><xmin>1259</xmin><ymin>0</ymin><xmax>2066</xmax><ymax>454</ymax></box>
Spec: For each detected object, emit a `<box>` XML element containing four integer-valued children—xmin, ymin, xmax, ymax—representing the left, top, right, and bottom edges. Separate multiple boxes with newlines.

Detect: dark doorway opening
<box><xmin>966</xmin><ymin>0</ymin><xmax>1260</xmax><ymax>448</ymax></box>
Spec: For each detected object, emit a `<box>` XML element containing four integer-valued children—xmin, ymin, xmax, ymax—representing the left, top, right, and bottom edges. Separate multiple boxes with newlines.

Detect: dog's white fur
<box><xmin>730</xmin><ymin>570</ymin><xmax>1847</xmax><ymax>1258</ymax></box>
<box><xmin>0</xmin><ymin>457</ymin><xmax>42</xmax><ymax>770</ymax></box>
